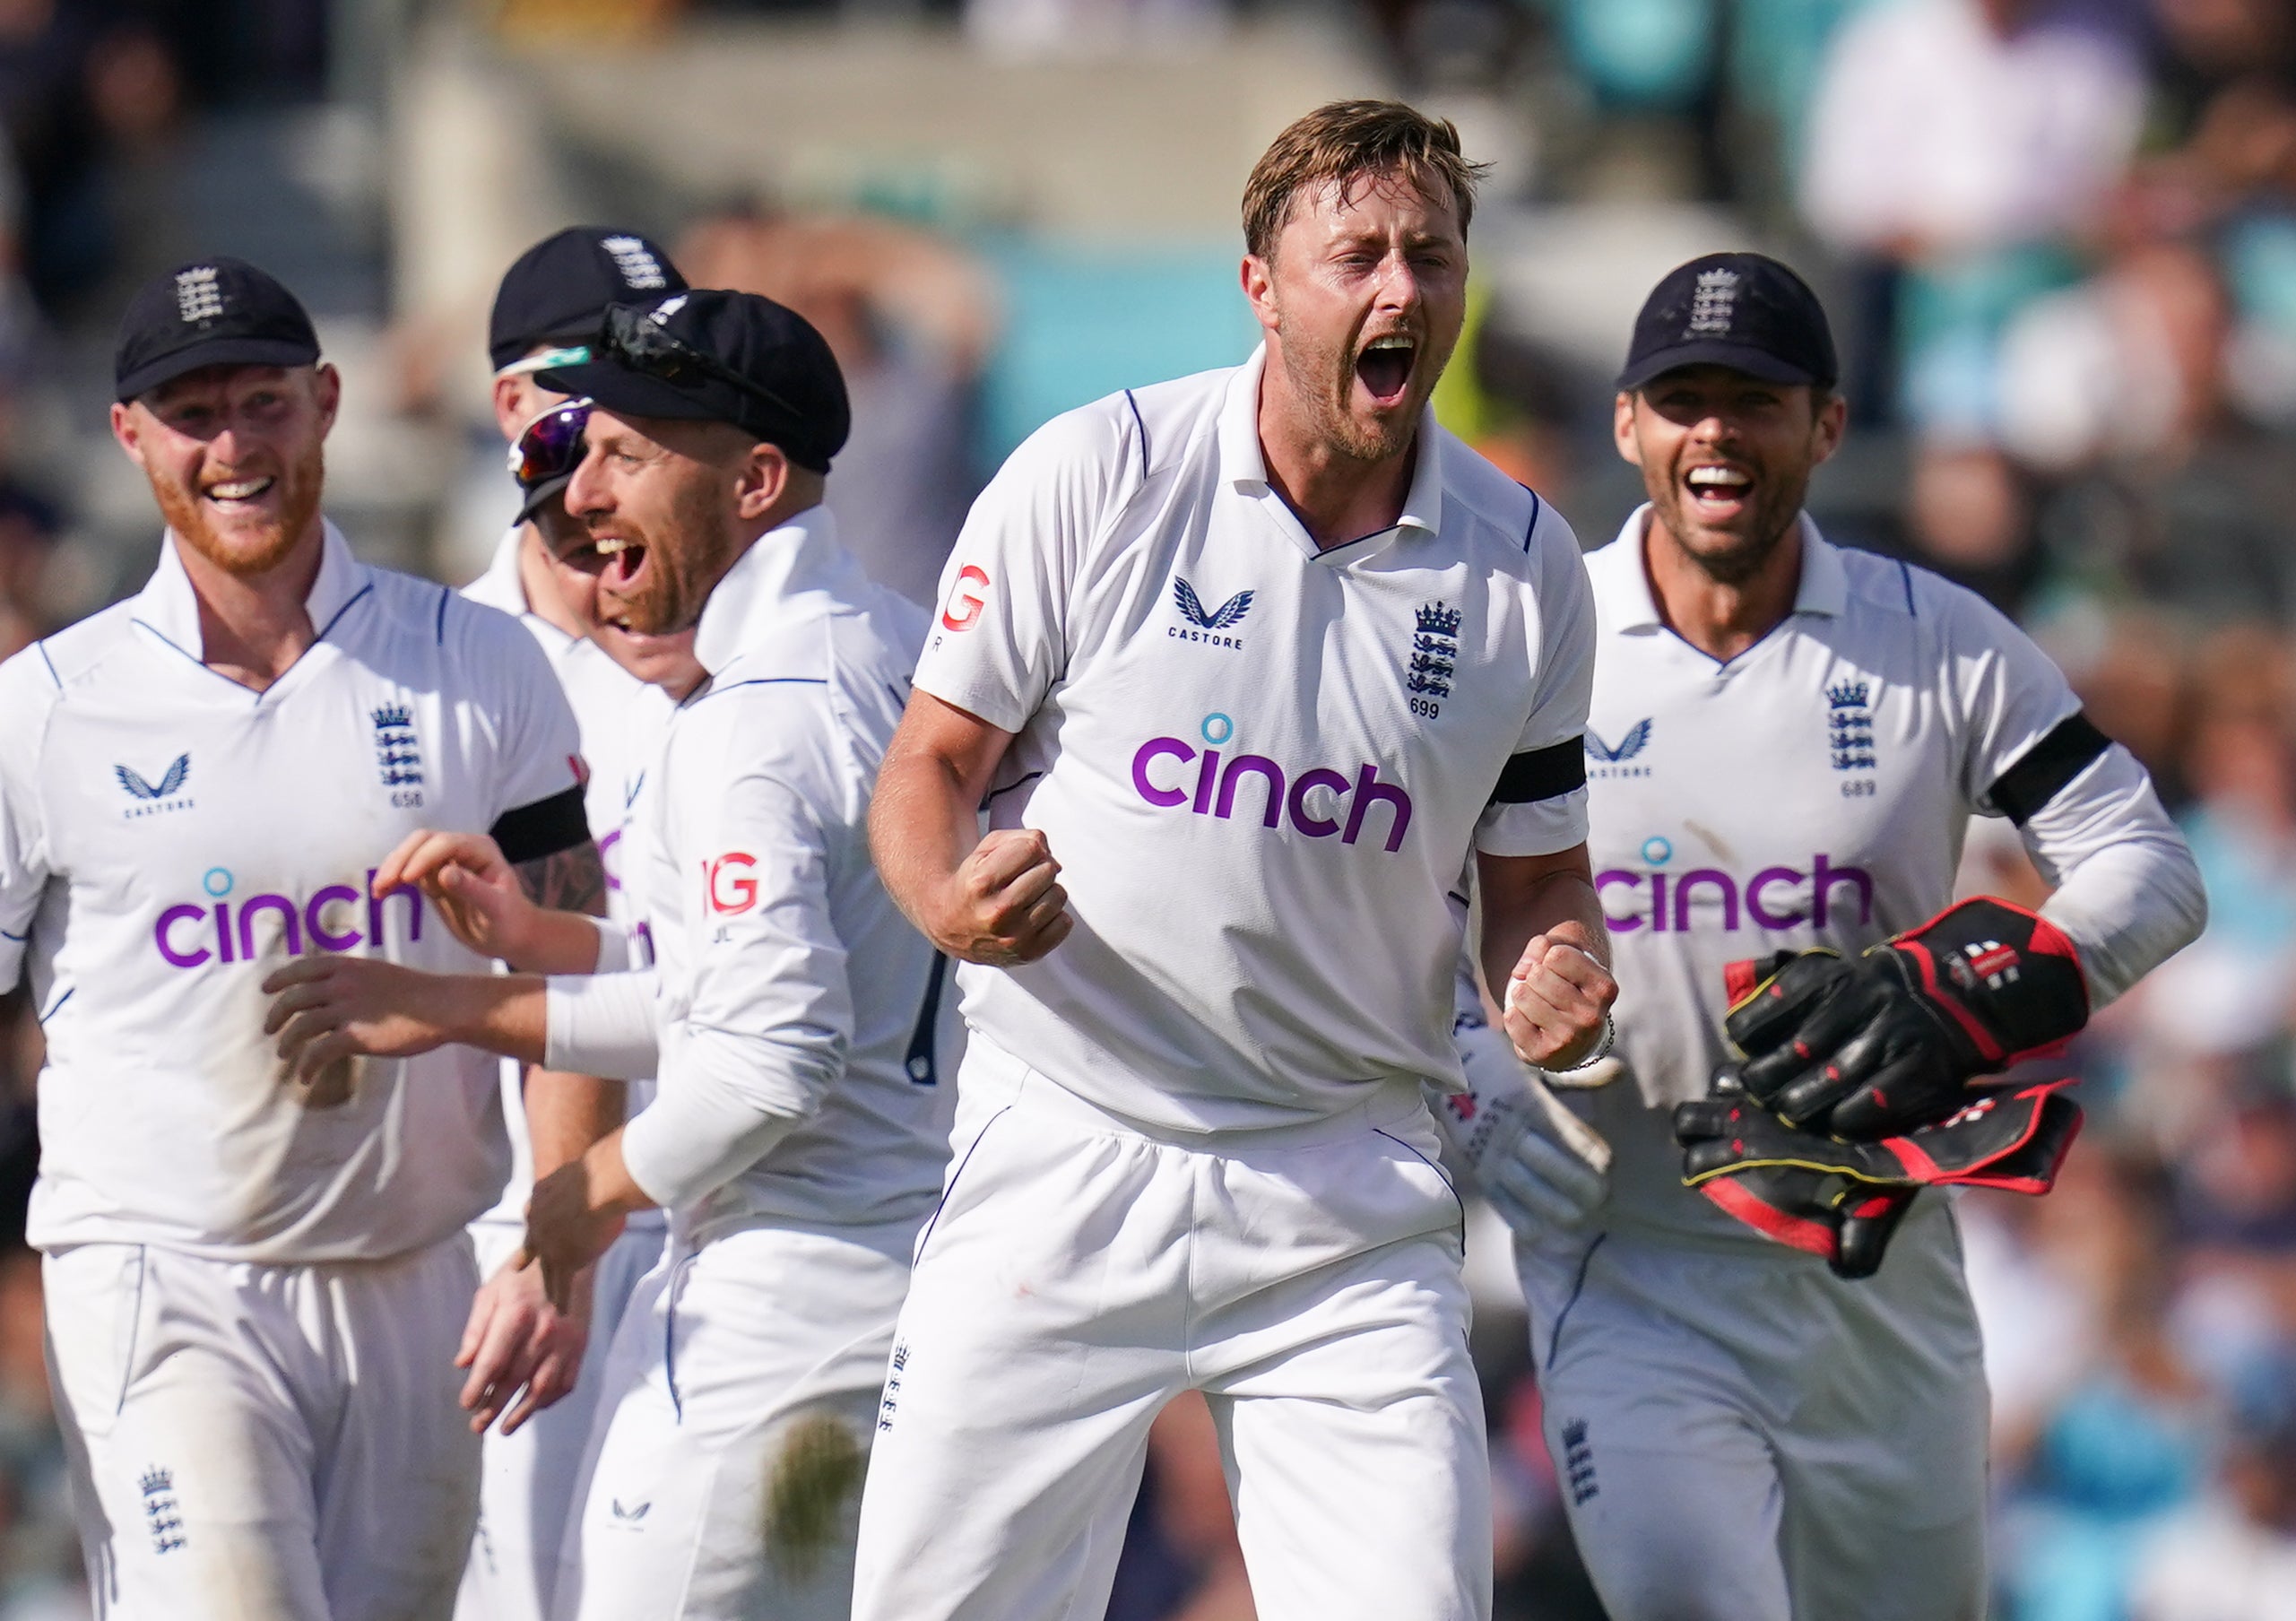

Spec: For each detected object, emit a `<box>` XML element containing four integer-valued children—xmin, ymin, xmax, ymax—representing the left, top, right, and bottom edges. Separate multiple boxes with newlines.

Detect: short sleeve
<box><xmin>1935</xmin><ymin>585</ymin><xmax>2089</xmax><ymax>822</ymax></box>
<box><xmin>450</xmin><ymin>597</ymin><xmax>588</xmax><ymax>849</ymax></box>
<box><xmin>0</xmin><ymin>650</ymin><xmax>56</xmax><ymax>987</ymax></box>
<box><xmin>910</xmin><ymin>402</ymin><xmax>1128</xmax><ymax>733</ymax></box>
<box><xmin>1477</xmin><ymin>504</ymin><xmax>1596</xmax><ymax>858</ymax></box>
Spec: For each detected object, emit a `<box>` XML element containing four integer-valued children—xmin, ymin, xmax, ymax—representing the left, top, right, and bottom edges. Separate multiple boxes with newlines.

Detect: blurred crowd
<box><xmin>0</xmin><ymin>0</ymin><xmax>2287</xmax><ymax>1617</ymax></box>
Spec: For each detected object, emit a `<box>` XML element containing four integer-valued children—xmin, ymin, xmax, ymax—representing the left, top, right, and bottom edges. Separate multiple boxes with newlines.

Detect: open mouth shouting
<box><xmin>593</xmin><ymin>533</ymin><xmax>649</xmax><ymax>594</ymax></box>
<box><xmin>1355</xmin><ymin>332</ymin><xmax>1417</xmax><ymax>409</ymax></box>
<box><xmin>1683</xmin><ymin>462</ymin><xmax>1755</xmax><ymax>521</ymax></box>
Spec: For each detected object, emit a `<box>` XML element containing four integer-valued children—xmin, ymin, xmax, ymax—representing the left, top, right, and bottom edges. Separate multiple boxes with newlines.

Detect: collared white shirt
<box><xmin>1567</xmin><ymin>507</ymin><xmax>2197</xmax><ymax>1244</ymax></box>
<box><xmin>618</xmin><ymin>507</ymin><xmax>946</xmax><ymax>1242</ymax></box>
<box><xmin>913</xmin><ymin>347</ymin><xmax>1596</xmax><ymax>1132</ymax></box>
<box><xmin>0</xmin><ymin>523</ymin><xmax>584</xmax><ymax>1262</ymax></box>
<box><xmin>463</xmin><ymin>526</ymin><xmax>673</xmax><ymax>1230</ymax></box>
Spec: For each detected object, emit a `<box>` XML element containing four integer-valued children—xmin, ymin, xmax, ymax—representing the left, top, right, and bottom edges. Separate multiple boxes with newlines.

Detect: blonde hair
<box><xmin>1242</xmin><ymin>100</ymin><xmax>1488</xmax><ymax>261</ymax></box>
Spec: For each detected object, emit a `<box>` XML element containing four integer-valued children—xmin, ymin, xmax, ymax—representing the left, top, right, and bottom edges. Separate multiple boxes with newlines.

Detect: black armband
<box><xmin>1988</xmin><ymin>712</ymin><xmax>2112</xmax><ymax>827</ymax></box>
<box><xmin>490</xmin><ymin>784</ymin><xmax>590</xmax><ymax>865</ymax></box>
<box><xmin>1490</xmin><ymin>738</ymin><xmax>1587</xmax><ymax>805</ymax></box>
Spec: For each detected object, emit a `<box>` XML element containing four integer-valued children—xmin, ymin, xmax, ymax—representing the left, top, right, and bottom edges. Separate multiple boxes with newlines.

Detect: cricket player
<box><xmin>0</xmin><ymin>257</ymin><xmax>600</xmax><ymax>1617</ymax></box>
<box><xmin>452</xmin><ymin>226</ymin><xmax>693</xmax><ymax>1621</ymax></box>
<box><xmin>263</xmin><ymin>289</ymin><xmax>949</xmax><ymax>1619</ymax></box>
<box><xmin>851</xmin><ymin>99</ymin><xmax>1614</xmax><ymax>1621</ymax></box>
<box><xmin>1486</xmin><ymin>253</ymin><xmax>2207</xmax><ymax>1621</ymax></box>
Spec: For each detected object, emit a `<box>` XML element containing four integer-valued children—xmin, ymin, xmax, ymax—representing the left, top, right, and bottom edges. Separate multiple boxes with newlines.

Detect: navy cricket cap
<box><xmin>113</xmin><ymin>257</ymin><xmax>321</xmax><ymax>403</ymax></box>
<box><xmin>539</xmin><ymin>290</ymin><xmax>850</xmax><ymax>474</ymax></box>
<box><xmin>1617</xmin><ymin>252</ymin><xmax>1837</xmax><ymax>394</ymax></box>
<box><xmin>488</xmin><ymin>228</ymin><xmax>687</xmax><ymax>372</ymax></box>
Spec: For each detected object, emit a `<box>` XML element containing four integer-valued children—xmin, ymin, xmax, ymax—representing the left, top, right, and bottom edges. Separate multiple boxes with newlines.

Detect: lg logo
<box><xmin>940</xmin><ymin>565</ymin><xmax>990</xmax><ymax>633</ymax></box>
<box><xmin>703</xmin><ymin>853</ymin><xmax>758</xmax><ymax>915</ymax></box>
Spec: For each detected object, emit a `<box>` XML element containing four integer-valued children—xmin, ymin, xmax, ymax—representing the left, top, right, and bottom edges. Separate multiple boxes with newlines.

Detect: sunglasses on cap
<box><xmin>602</xmin><ymin>302</ymin><xmax>801</xmax><ymax>425</ymax></box>
<box><xmin>508</xmin><ymin>399</ymin><xmax>593</xmax><ymax>491</ymax></box>
<box><xmin>496</xmin><ymin>344</ymin><xmax>590</xmax><ymax>381</ymax></box>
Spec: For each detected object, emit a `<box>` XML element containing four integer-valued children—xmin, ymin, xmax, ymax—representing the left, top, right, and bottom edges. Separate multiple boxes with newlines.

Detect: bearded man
<box><xmin>0</xmin><ymin>256</ymin><xmax>599</xmax><ymax>1618</ymax></box>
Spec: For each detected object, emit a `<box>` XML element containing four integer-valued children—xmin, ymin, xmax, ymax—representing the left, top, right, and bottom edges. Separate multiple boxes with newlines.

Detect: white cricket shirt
<box><xmin>611</xmin><ymin>507</ymin><xmax>948</xmax><ymax>1243</ymax></box>
<box><xmin>1572</xmin><ymin>508</ymin><xmax>2201</xmax><ymax>1244</ymax></box>
<box><xmin>913</xmin><ymin>348</ymin><xmax>1597</xmax><ymax>1132</ymax></box>
<box><xmin>463</xmin><ymin>526</ymin><xmax>672</xmax><ymax>1232</ymax></box>
<box><xmin>0</xmin><ymin>524</ymin><xmax>586</xmax><ymax>1262</ymax></box>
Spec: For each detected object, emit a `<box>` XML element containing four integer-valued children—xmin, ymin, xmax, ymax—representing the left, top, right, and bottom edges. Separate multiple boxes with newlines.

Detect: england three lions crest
<box><xmin>373</xmin><ymin>703</ymin><xmax>425</xmax><ymax>805</ymax></box>
<box><xmin>1406</xmin><ymin>602</ymin><xmax>1460</xmax><ymax>711</ymax></box>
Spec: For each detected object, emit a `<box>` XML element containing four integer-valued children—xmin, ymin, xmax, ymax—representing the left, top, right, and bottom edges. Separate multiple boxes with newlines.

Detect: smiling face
<box><xmin>1243</xmin><ymin>167</ymin><xmax>1468</xmax><ymax>464</ymax></box>
<box><xmin>111</xmin><ymin>363</ymin><xmax>338</xmax><ymax>578</ymax></box>
<box><xmin>559</xmin><ymin>406</ymin><xmax>818</xmax><ymax>639</ymax></box>
<box><xmin>1615</xmin><ymin>366</ymin><xmax>1845</xmax><ymax>585</ymax></box>
<box><xmin>559</xmin><ymin>410</ymin><xmax>747</xmax><ymax>637</ymax></box>
<box><xmin>533</xmin><ymin>497</ymin><xmax>706</xmax><ymax>694</ymax></box>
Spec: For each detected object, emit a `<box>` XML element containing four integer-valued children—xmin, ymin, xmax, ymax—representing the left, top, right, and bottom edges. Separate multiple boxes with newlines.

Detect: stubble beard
<box><xmin>1655</xmin><ymin>468</ymin><xmax>1810</xmax><ymax>589</ymax></box>
<box><xmin>598</xmin><ymin>475</ymin><xmax>738</xmax><ymax>637</ymax></box>
<box><xmin>1275</xmin><ymin>318</ymin><xmax>1416</xmax><ymax>466</ymax></box>
<box><xmin>152</xmin><ymin>440</ymin><xmax>326</xmax><ymax>580</ymax></box>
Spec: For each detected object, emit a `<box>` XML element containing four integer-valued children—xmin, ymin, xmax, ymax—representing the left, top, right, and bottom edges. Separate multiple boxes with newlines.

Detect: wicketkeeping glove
<box><xmin>1723</xmin><ymin>897</ymin><xmax>2089</xmax><ymax>1138</ymax></box>
<box><xmin>1434</xmin><ymin>1016</ymin><xmax>1612</xmax><ymax>1237</ymax></box>
<box><xmin>1673</xmin><ymin>1072</ymin><xmax>2084</xmax><ymax>1278</ymax></box>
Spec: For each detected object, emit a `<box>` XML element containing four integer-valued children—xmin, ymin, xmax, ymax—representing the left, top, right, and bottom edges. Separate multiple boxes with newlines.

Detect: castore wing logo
<box><xmin>1586</xmin><ymin>721</ymin><xmax>1651</xmax><ymax>763</ymax></box>
<box><xmin>1173</xmin><ymin>577</ymin><xmax>1253</xmax><ymax>631</ymax></box>
<box><xmin>117</xmin><ymin>754</ymin><xmax>190</xmax><ymax>801</ymax></box>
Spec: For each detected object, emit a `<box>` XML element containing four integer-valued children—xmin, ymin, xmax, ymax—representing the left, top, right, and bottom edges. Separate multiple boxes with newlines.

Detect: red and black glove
<box><xmin>1721</xmin><ymin>897</ymin><xmax>2090</xmax><ymax>1139</ymax></box>
<box><xmin>1674</xmin><ymin>1073</ymin><xmax>2084</xmax><ymax>1279</ymax></box>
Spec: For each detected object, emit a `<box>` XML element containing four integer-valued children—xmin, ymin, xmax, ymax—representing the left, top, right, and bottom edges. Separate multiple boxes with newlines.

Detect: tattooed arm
<box><xmin>370</xmin><ymin>830</ymin><xmax>604</xmax><ymax>974</ymax></box>
<box><xmin>515</xmin><ymin>837</ymin><xmax>608</xmax><ymax>922</ymax></box>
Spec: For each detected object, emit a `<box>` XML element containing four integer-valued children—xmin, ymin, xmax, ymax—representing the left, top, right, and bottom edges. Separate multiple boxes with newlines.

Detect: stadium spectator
<box><xmin>1798</xmin><ymin>0</ymin><xmax>2149</xmax><ymax>429</ymax></box>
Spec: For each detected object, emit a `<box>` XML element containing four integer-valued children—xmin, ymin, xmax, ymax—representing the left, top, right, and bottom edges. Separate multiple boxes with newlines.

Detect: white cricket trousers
<box><xmin>454</xmin><ymin>1217</ymin><xmax>666</xmax><ymax>1621</ymax></box>
<box><xmin>43</xmin><ymin>1234</ymin><xmax>483</xmax><ymax>1621</ymax></box>
<box><xmin>849</xmin><ymin>1037</ymin><xmax>1493</xmax><ymax>1621</ymax></box>
<box><xmin>549</xmin><ymin>1215</ymin><xmax>915</xmax><ymax>1621</ymax></box>
<box><xmin>1519</xmin><ymin>1201</ymin><xmax>1989</xmax><ymax>1621</ymax></box>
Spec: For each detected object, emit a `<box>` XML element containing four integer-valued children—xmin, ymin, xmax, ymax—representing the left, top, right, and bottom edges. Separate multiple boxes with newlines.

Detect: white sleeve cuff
<box><xmin>590</xmin><ymin>917</ymin><xmax>636</xmax><ymax>975</ymax></box>
<box><xmin>619</xmin><ymin>1082</ymin><xmax>803</xmax><ymax>1211</ymax></box>
<box><xmin>543</xmin><ymin>971</ymin><xmax>661</xmax><ymax>1079</ymax></box>
<box><xmin>1474</xmin><ymin>786</ymin><xmax>1591</xmax><ymax>859</ymax></box>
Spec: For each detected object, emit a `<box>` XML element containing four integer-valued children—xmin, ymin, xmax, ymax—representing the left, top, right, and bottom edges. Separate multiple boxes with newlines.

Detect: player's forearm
<box><xmin>502</xmin><ymin>907</ymin><xmax>609</xmax><ymax>976</ymax></box>
<box><xmin>523</xmin><ymin>1070</ymin><xmax>626</xmax><ymax>1179</ymax></box>
<box><xmin>1477</xmin><ymin>862</ymin><xmax>1612</xmax><ymax>1000</ymax></box>
<box><xmin>870</xmin><ymin>743</ymin><xmax>987</xmax><ymax>945</ymax></box>
<box><xmin>617</xmin><ymin>1021</ymin><xmax>831</xmax><ymax>1209</ymax></box>
<box><xmin>619</xmin><ymin>1079</ymin><xmax>805</xmax><ymax>1211</ymax></box>
<box><xmin>2021</xmin><ymin>747</ymin><xmax>2208</xmax><ymax>1006</ymax></box>
<box><xmin>544</xmin><ymin>970</ymin><xmax>662</xmax><ymax>1079</ymax></box>
<box><xmin>431</xmin><ymin>974</ymin><xmax>550</xmax><ymax>1065</ymax></box>
<box><xmin>2041</xmin><ymin>831</ymin><xmax>2206</xmax><ymax>1007</ymax></box>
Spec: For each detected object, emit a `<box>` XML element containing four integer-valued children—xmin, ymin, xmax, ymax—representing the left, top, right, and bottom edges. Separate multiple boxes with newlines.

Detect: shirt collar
<box><xmin>463</xmin><ymin>526</ymin><xmax>530</xmax><ymax>617</ymax></box>
<box><xmin>464</xmin><ymin>525</ymin><xmax>583</xmax><ymax>660</ymax></box>
<box><xmin>1216</xmin><ymin>343</ymin><xmax>1445</xmax><ymax>557</ymax></box>
<box><xmin>691</xmin><ymin>503</ymin><xmax>850</xmax><ymax>677</ymax></box>
<box><xmin>1597</xmin><ymin>505</ymin><xmax>1847</xmax><ymax>630</ymax></box>
<box><xmin>134</xmin><ymin>518</ymin><xmax>368</xmax><ymax>660</ymax></box>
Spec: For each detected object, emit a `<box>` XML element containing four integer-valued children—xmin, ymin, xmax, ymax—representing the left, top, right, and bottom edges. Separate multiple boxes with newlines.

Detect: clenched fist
<box><xmin>1502</xmin><ymin>920</ymin><xmax>1618</xmax><ymax>1070</ymax></box>
<box><xmin>928</xmin><ymin>828</ymin><xmax>1072</xmax><ymax>967</ymax></box>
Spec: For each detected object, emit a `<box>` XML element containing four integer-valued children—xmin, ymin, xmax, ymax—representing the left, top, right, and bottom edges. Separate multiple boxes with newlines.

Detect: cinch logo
<box><xmin>152</xmin><ymin>868</ymin><xmax>423</xmax><ymax>969</ymax></box>
<box><xmin>1130</xmin><ymin>714</ymin><xmax>1412</xmax><ymax>852</ymax></box>
<box><xmin>1597</xmin><ymin>852</ymin><xmax>1873</xmax><ymax>933</ymax></box>
<box><xmin>940</xmin><ymin>566</ymin><xmax>990</xmax><ymax>632</ymax></box>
